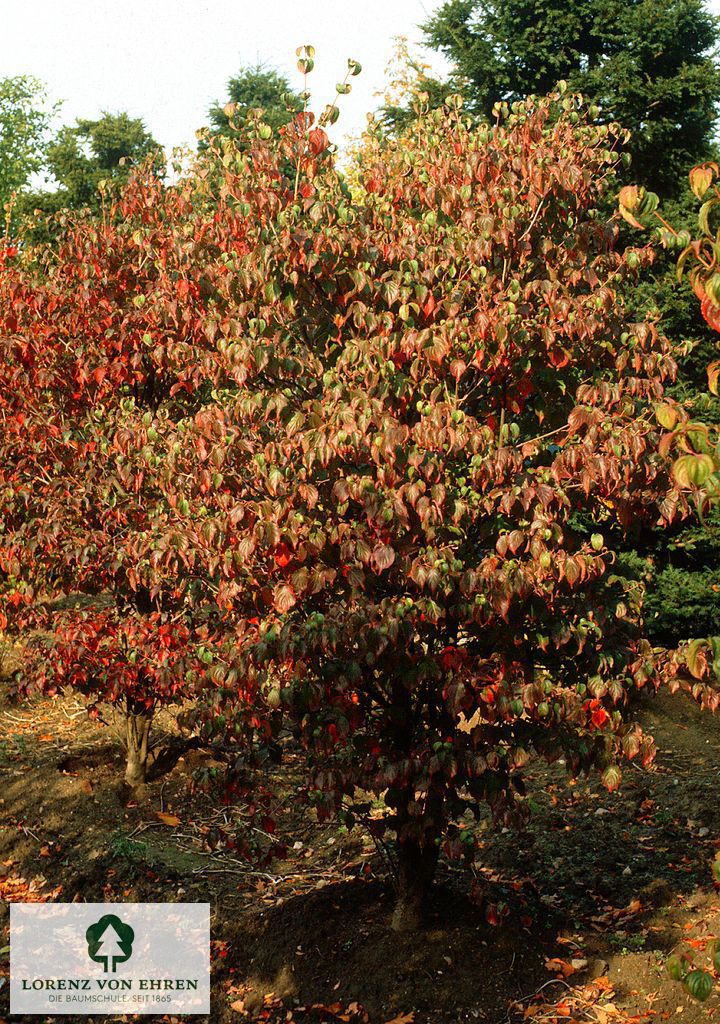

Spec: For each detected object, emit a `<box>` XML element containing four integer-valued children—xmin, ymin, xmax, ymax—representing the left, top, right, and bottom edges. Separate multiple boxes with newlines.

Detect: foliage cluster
<box><xmin>0</xmin><ymin>76</ymin><xmax>59</xmax><ymax>227</ymax></box>
<box><xmin>414</xmin><ymin>0</ymin><xmax>720</xmax><ymax>653</ymax></box>
<box><xmin>421</xmin><ymin>0</ymin><xmax>720</xmax><ymax>197</ymax></box>
<box><xmin>0</xmin><ymin>83</ymin><xmax>706</xmax><ymax>927</ymax></box>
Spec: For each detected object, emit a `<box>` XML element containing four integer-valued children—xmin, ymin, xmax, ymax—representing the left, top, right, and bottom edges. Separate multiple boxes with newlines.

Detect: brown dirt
<box><xmin>1</xmin><ymin>685</ymin><xmax>719</xmax><ymax>1024</ymax></box>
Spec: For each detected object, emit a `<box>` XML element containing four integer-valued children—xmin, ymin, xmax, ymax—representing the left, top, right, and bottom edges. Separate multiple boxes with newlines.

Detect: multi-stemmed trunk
<box><xmin>123</xmin><ymin>697</ymin><xmax>153</xmax><ymax>787</ymax></box>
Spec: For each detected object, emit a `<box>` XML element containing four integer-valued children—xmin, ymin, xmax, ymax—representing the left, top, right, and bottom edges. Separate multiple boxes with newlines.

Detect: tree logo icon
<box><xmin>86</xmin><ymin>914</ymin><xmax>135</xmax><ymax>973</ymax></box>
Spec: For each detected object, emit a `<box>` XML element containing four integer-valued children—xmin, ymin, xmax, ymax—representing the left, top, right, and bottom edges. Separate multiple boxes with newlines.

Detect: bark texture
<box><xmin>124</xmin><ymin>700</ymin><xmax>153</xmax><ymax>787</ymax></box>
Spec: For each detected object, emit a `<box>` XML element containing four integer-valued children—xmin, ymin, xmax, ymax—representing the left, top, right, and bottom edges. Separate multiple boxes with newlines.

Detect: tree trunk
<box><xmin>391</xmin><ymin>836</ymin><xmax>440</xmax><ymax>933</ymax></box>
<box><xmin>124</xmin><ymin>700</ymin><xmax>153</xmax><ymax>787</ymax></box>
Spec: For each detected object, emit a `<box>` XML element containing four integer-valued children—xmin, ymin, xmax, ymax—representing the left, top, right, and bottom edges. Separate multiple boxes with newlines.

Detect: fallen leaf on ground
<box><xmin>545</xmin><ymin>957</ymin><xmax>584</xmax><ymax>978</ymax></box>
<box><xmin>155</xmin><ymin>812</ymin><xmax>181</xmax><ymax>826</ymax></box>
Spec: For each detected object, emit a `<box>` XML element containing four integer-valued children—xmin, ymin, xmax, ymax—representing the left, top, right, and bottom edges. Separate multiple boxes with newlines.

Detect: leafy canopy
<box><xmin>29</xmin><ymin>111</ymin><xmax>161</xmax><ymax>215</ymax></box>
<box><xmin>417</xmin><ymin>0</ymin><xmax>720</xmax><ymax>659</ymax></box>
<box><xmin>0</xmin><ymin>76</ymin><xmax>58</xmax><ymax>225</ymax></box>
<box><xmin>423</xmin><ymin>0</ymin><xmax>720</xmax><ymax>196</ymax></box>
<box><xmin>206</xmin><ymin>64</ymin><xmax>303</xmax><ymax>146</ymax></box>
<box><xmin>0</xmin><ymin>168</ymin><xmax>231</xmax><ymax>725</ymax></box>
<box><xmin>154</xmin><ymin>90</ymin><xmax>693</xmax><ymax>918</ymax></box>
<box><xmin>0</xmin><ymin>80</ymin><xmax>702</xmax><ymax>914</ymax></box>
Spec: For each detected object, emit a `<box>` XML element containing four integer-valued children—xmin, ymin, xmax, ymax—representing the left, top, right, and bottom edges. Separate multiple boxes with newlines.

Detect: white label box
<box><xmin>10</xmin><ymin>903</ymin><xmax>210</xmax><ymax>1015</ymax></box>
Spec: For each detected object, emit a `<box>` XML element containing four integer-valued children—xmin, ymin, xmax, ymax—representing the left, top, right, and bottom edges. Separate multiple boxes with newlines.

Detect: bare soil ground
<box><xmin>1</xmin><ymin>686</ymin><xmax>719</xmax><ymax>1024</ymax></box>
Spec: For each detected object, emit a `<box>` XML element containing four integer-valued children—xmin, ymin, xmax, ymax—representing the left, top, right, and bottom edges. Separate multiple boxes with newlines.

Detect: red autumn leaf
<box><xmin>274</xmin><ymin>542</ymin><xmax>292</xmax><ymax>568</ymax></box>
<box><xmin>422</xmin><ymin>292</ymin><xmax>436</xmax><ymax>318</ymax></box>
<box><xmin>440</xmin><ymin>645</ymin><xmax>462</xmax><ymax>670</ymax></box>
<box><xmin>591</xmin><ymin>706</ymin><xmax>609</xmax><ymax>729</ymax></box>
<box><xmin>701</xmin><ymin>296</ymin><xmax>720</xmax><ymax>333</ymax></box>
<box><xmin>309</xmin><ymin>128</ymin><xmax>329</xmax><ymax>155</ymax></box>
<box><xmin>273</xmin><ymin>583</ymin><xmax>297</xmax><ymax>612</ymax></box>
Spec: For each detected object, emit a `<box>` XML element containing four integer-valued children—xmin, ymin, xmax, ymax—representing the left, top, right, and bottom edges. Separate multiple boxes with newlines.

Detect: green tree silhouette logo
<box><xmin>86</xmin><ymin>915</ymin><xmax>134</xmax><ymax>973</ymax></box>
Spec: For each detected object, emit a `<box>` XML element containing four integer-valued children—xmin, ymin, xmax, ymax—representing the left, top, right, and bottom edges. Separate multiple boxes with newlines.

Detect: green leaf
<box><xmin>698</xmin><ymin>199</ymin><xmax>717</xmax><ymax>236</ymax></box>
<box><xmin>654</xmin><ymin>402</ymin><xmax>677</xmax><ymax>430</ymax></box>
<box><xmin>684</xmin><ymin>969</ymin><xmax>714</xmax><ymax>1001</ymax></box>
<box><xmin>685</xmin><ymin>639</ymin><xmax>706</xmax><ymax>680</ymax></box>
<box><xmin>665</xmin><ymin>954</ymin><xmax>686</xmax><ymax>981</ymax></box>
<box><xmin>673</xmin><ymin>453</ymin><xmax>716</xmax><ymax>488</ymax></box>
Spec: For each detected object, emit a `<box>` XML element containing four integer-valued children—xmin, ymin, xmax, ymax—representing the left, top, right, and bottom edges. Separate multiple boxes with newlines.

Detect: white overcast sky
<box><xmin>2</xmin><ymin>0</ymin><xmax>450</xmax><ymax>155</ymax></box>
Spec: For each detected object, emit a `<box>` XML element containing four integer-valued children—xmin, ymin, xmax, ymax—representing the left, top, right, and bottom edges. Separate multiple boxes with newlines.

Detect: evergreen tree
<box><xmin>24</xmin><ymin>111</ymin><xmax>161</xmax><ymax>216</ymax></box>
<box><xmin>205</xmin><ymin>64</ymin><xmax>302</xmax><ymax>148</ymax></box>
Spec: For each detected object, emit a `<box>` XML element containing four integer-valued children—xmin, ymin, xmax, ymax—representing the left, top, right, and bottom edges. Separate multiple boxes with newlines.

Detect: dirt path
<box><xmin>1</xmin><ymin>687</ymin><xmax>719</xmax><ymax>1024</ymax></box>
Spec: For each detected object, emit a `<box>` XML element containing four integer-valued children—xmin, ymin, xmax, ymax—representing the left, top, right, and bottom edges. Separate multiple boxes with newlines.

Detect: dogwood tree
<box><xmin>617</xmin><ymin>169</ymin><xmax>720</xmax><ymax>699</ymax></box>
<box><xmin>164</xmin><ymin>87</ymin><xmax>692</xmax><ymax>929</ymax></box>
<box><xmin>0</xmin><ymin>165</ymin><xmax>250</xmax><ymax>784</ymax></box>
<box><xmin>0</xmin><ymin>70</ymin><xmax>354</xmax><ymax>785</ymax></box>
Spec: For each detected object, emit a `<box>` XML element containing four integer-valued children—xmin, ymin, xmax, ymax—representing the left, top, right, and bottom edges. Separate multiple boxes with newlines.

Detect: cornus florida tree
<box><xmin>0</xmin><ymin>82</ymin><xmax>352</xmax><ymax>785</ymax></box>
<box><xmin>159</xmin><ymin>90</ymin><xmax>694</xmax><ymax>930</ymax></box>
<box><xmin>0</xmin><ymin>164</ymin><xmax>264</xmax><ymax>785</ymax></box>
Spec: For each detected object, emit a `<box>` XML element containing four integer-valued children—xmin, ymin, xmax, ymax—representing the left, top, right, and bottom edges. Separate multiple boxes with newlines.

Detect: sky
<box><xmin>2</xmin><ymin>0</ymin><xmax>451</xmax><ymax>157</ymax></box>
